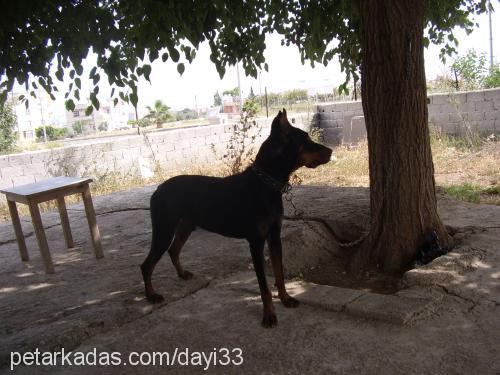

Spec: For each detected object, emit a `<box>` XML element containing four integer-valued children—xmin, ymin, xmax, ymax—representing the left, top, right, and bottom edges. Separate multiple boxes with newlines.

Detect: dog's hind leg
<box><xmin>141</xmin><ymin>200</ymin><xmax>178</xmax><ymax>303</ymax></box>
<box><xmin>168</xmin><ymin>218</ymin><xmax>194</xmax><ymax>280</ymax></box>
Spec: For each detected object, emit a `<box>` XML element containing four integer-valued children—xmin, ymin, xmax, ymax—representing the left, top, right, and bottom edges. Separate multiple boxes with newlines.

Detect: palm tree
<box><xmin>145</xmin><ymin>100</ymin><xmax>172</xmax><ymax>128</ymax></box>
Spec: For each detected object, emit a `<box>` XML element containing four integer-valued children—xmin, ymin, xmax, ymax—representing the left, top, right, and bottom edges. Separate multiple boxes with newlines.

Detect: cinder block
<box><xmin>0</xmin><ymin>178</ymin><xmax>14</xmax><ymax>189</ymax></box>
<box><xmin>430</xmin><ymin>93</ymin><xmax>451</xmax><ymax>105</ymax></box>
<box><xmin>448</xmin><ymin>113</ymin><xmax>466</xmax><ymax>123</ymax></box>
<box><xmin>454</xmin><ymin>101</ymin><xmax>476</xmax><ymax>112</ymax></box>
<box><xmin>320</xmin><ymin>119</ymin><xmax>343</xmax><ymax>128</ymax></box>
<box><xmin>434</xmin><ymin>104</ymin><xmax>456</xmax><ymax>113</ymax></box>
<box><xmin>323</xmin><ymin>128</ymin><xmax>342</xmax><ymax>145</ymax></box>
<box><xmin>342</xmin><ymin>116</ymin><xmax>366</xmax><ymax>145</ymax></box>
<box><xmin>22</xmin><ymin>162</ymin><xmax>45</xmax><ymax>176</ymax></box>
<box><xmin>466</xmin><ymin>91</ymin><xmax>485</xmax><ymax>102</ymax></box>
<box><xmin>441</xmin><ymin>122</ymin><xmax>460</xmax><ymax>134</ymax></box>
<box><xmin>484</xmin><ymin>88</ymin><xmax>500</xmax><ymax>100</ymax></box>
<box><xmin>474</xmin><ymin>100</ymin><xmax>494</xmax><ymax>112</ymax></box>
<box><xmin>468</xmin><ymin>111</ymin><xmax>485</xmax><ymax>121</ymax></box>
<box><xmin>428</xmin><ymin>113</ymin><xmax>449</xmax><ymax>124</ymax></box>
<box><xmin>1</xmin><ymin>165</ymin><xmax>23</xmax><ymax>179</ymax></box>
<box><xmin>484</xmin><ymin>111</ymin><xmax>499</xmax><ymax>120</ymax></box>
<box><xmin>478</xmin><ymin>120</ymin><xmax>495</xmax><ymax>132</ymax></box>
<box><xmin>0</xmin><ymin>156</ymin><xmax>10</xmax><ymax>168</ymax></box>
<box><xmin>111</xmin><ymin>138</ymin><xmax>130</xmax><ymax>151</ymax></box>
<box><xmin>12</xmin><ymin>175</ymin><xmax>36</xmax><ymax>187</ymax></box>
<box><xmin>33</xmin><ymin>174</ymin><xmax>48</xmax><ymax>182</ymax></box>
<box><xmin>347</xmin><ymin>101</ymin><xmax>362</xmax><ymax>111</ymax></box>
<box><xmin>127</xmin><ymin>137</ymin><xmax>143</xmax><ymax>148</ymax></box>
<box><xmin>7</xmin><ymin>153</ymin><xmax>32</xmax><ymax>167</ymax></box>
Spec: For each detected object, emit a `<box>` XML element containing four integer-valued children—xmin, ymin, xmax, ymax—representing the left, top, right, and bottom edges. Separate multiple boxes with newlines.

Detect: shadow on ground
<box><xmin>0</xmin><ymin>185</ymin><xmax>498</xmax><ymax>374</ymax></box>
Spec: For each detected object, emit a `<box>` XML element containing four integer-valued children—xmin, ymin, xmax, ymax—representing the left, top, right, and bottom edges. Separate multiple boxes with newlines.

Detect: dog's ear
<box><xmin>271</xmin><ymin>109</ymin><xmax>290</xmax><ymax>137</ymax></box>
<box><xmin>279</xmin><ymin>108</ymin><xmax>289</xmax><ymax>127</ymax></box>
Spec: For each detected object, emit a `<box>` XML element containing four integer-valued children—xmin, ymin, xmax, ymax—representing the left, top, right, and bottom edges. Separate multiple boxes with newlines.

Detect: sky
<box><xmin>20</xmin><ymin>7</ymin><xmax>500</xmax><ymax>122</ymax></box>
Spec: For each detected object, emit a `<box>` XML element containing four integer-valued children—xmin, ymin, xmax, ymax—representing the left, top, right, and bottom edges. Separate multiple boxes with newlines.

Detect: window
<box><xmin>73</xmin><ymin>110</ymin><xmax>80</xmax><ymax>117</ymax></box>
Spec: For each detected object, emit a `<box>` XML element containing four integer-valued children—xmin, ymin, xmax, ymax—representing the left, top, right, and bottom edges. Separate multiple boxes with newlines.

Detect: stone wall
<box><xmin>0</xmin><ymin>114</ymin><xmax>310</xmax><ymax>195</ymax></box>
<box><xmin>315</xmin><ymin>88</ymin><xmax>500</xmax><ymax>145</ymax></box>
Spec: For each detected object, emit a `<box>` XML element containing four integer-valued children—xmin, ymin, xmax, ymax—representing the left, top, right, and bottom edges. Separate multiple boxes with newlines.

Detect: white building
<box><xmin>8</xmin><ymin>91</ymin><xmax>58</xmax><ymax>140</ymax></box>
<box><xmin>66</xmin><ymin>99</ymin><xmax>135</xmax><ymax>133</ymax></box>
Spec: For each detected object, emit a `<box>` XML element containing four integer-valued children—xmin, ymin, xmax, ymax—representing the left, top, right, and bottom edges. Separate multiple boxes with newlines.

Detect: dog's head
<box><xmin>267</xmin><ymin>109</ymin><xmax>332</xmax><ymax>170</ymax></box>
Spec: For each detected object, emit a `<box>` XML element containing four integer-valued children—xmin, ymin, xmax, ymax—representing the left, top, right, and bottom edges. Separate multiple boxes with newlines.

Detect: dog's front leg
<box><xmin>249</xmin><ymin>237</ymin><xmax>277</xmax><ymax>328</ymax></box>
<box><xmin>267</xmin><ymin>221</ymin><xmax>299</xmax><ymax>308</ymax></box>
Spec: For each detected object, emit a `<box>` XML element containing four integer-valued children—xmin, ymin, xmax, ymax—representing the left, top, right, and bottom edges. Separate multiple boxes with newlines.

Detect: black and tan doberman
<box><xmin>141</xmin><ymin>109</ymin><xmax>332</xmax><ymax>327</ymax></box>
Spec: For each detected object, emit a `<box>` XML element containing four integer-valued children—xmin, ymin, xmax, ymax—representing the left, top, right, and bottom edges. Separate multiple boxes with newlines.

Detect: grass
<box><xmin>295</xmin><ymin>128</ymin><xmax>499</xmax><ymax>206</ymax></box>
<box><xmin>439</xmin><ymin>184</ymin><xmax>500</xmax><ymax>205</ymax></box>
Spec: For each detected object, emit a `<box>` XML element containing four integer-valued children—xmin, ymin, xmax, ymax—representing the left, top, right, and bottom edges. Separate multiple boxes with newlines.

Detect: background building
<box><xmin>66</xmin><ymin>99</ymin><xmax>135</xmax><ymax>133</ymax></box>
<box><xmin>8</xmin><ymin>91</ymin><xmax>58</xmax><ymax>141</ymax></box>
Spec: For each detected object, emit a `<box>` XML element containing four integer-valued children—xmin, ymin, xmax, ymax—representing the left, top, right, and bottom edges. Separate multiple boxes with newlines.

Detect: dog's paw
<box><xmin>179</xmin><ymin>270</ymin><xmax>194</xmax><ymax>280</ymax></box>
<box><xmin>261</xmin><ymin>311</ymin><xmax>278</xmax><ymax>328</ymax></box>
<box><xmin>281</xmin><ymin>296</ymin><xmax>300</xmax><ymax>308</ymax></box>
<box><xmin>146</xmin><ymin>293</ymin><xmax>165</xmax><ymax>304</ymax></box>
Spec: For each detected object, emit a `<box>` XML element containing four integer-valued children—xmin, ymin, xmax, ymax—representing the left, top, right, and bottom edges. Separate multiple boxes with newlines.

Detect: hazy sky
<box><xmin>33</xmin><ymin>8</ymin><xmax>500</xmax><ymax>121</ymax></box>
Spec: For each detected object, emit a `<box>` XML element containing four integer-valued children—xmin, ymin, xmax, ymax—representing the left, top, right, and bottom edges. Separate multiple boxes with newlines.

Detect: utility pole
<box><xmin>488</xmin><ymin>0</ymin><xmax>494</xmax><ymax>73</ymax></box>
<box><xmin>135</xmin><ymin>105</ymin><xmax>140</xmax><ymax>135</ymax></box>
<box><xmin>236</xmin><ymin>62</ymin><xmax>243</xmax><ymax>112</ymax></box>
<box><xmin>37</xmin><ymin>89</ymin><xmax>47</xmax><ymax>142</ymax></box>
<box><xmin>258</xmin><ymin>71</ymin><xmax>263</xmax><ymax>107</ymax></box>
<box><xmin>265</xmin><ymin>87</ymin><xmax>269</xmax><ymax>118</ymax></box>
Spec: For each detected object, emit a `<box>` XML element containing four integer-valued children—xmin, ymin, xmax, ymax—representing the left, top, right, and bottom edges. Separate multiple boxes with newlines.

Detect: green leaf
<box><xmin>90</xmin><ymin>93</ymin><xmax>100</xmax><ymax>110</ymax></box>
<box><xmin>170</xmin><ymin>48</ymin><xmax>180</xmax><ymax>63</ymax></box>
<box><xmin>113</xmin><ymin>98</ymin><xmax>118</xmax><ymax>106</ymax></box>
<box><xmin>85</xmin><ymin>105</ymin><xmax>94</xmax><ymax>116</ymax></box>
<box><xmin>129</xmin><ymin>92</ymin><xmax>138</xmax><ymax>107</ymax></box>
<box><xmin>177</xmin><ymin>63</ymin><xmax>185</xmax><ymax>75</ymax></box>
<box><xmin>142</xmin><ymin>64</ymin><xmax>152</xmax><ymax>81</ymax></box>
<box><xmin>162</xmin><ymin>52</ymin><xmax>169</xmax><ymax>62</ymax></box>
<box><xmin>75</xmin><ymin>78</ymin><xmax>81</xmax><ymax>89</ymax></box>
<box><xmin>65</xmin><ymin>99</ymin><xmax>75</xmax><ymax>111</ymax></box>
<box><xmin>55</xmin><ymin>69</ymin><xmax>64</xmax><ymax>82</ymax></box>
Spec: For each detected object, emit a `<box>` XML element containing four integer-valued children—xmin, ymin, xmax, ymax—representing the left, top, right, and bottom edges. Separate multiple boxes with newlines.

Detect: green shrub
<box><xmin>35</xmin><ymin>126</ymin><xmax>67</xmax><ymax>141</ymax></box>
<box><xmin>0</xmin><ymin>104</ymin><xmax>17</xmax><ymax>154</ymax></box>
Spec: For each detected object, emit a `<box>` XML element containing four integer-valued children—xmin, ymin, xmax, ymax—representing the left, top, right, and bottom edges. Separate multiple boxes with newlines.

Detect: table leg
<box><xmin>7</xmin><ymin>200</ymin><xmax>29</xmax><ymax>261</ymax></box>
<box><xmin>28</xmin><ymin>201</ymin><xmax>55</xmax><ymax>274</ymax></box>
<box><xmin>82</xmin><ymin>185</ymin><xmax>103</xmax><ymax>259</ymax></box>
<box><xmin>57</xmin><ymin>196</ymin><xmax>74</xmax><ymax>249</ymax></box>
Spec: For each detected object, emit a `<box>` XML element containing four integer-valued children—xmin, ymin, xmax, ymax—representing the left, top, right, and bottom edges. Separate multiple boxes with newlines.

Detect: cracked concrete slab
<box><xmin>0</xmin><ymin>185</ymin><xmax>499</xmax><ymax>374</ymax></box>
<box><xmin>232</xmin><ymin>272</ymin><xmax>434</xmax><ymax>325</ymax></box>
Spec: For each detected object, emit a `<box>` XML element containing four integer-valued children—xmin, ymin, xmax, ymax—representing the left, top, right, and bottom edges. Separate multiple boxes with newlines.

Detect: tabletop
<box><xmin>0</xmin><ymin>176</ymin><xmax>92</xmax><ymax>199</ymax></box>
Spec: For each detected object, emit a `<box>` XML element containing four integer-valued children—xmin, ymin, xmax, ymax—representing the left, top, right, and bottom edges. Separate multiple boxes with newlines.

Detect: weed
<box><xmin>211</xmin><ymin>99</ymin><xmax>261</xmax><ymax>175</ymax></box>
<box><xmin>439</xmin><ymin>184</ymin><xmax>482</xmax><ymax>203</ymax></box>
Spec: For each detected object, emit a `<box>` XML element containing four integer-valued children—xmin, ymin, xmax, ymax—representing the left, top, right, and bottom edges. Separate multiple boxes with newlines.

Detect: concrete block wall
<box><xmin>0</xmin><ymin>114</ymin><xmax>308</xmax><ymax>197</ymax></box>
<box><xmin>428</xmin><ymin>89</ymin><xmax>500</xmax><ymax>135</ymax></box>
<box><xmin>315</xmin><ymin>88</ymin><xmax>500</xmax><ymax>145</ymax></box>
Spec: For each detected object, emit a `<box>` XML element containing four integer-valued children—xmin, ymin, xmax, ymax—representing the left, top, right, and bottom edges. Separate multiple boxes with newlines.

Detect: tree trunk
<box><xmin>352</xmin><ymin>0</ymin><xmax>452</xmax><ymax>272</ymax></box>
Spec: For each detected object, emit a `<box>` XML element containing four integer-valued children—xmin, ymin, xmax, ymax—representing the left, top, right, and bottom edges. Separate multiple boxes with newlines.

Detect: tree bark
<box><xmin>352</xmin><ymin>0</ymin><xmax>452</xmax><ymax>272</ymax></box>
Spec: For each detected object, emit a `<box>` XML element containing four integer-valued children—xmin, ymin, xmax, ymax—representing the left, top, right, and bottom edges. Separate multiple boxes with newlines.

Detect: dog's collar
<box><xmin>249</xmin><ymin>165</ymin><xmax>291</xmax><ymax>194</ymax></box>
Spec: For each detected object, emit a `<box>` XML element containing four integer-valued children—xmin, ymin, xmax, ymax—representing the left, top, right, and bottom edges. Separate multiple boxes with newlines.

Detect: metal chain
<box><xmin>284</xmin><ymin>185</ymin><xmax>368</xmax><ymax>248</ymax></box>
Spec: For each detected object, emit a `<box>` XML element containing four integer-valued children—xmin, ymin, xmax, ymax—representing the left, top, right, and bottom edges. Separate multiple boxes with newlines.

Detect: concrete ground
<box><xmin>0</xmin><ymin>185</ymin><xmax>498</xmax><ymax>374</ymax></box>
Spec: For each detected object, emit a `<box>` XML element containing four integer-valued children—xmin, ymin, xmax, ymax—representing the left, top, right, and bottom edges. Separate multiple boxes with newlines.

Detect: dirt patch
<box><xmin>301</xmin><ymin>262</ymin><xmax>401</xmax><ymax>295</ymax></box>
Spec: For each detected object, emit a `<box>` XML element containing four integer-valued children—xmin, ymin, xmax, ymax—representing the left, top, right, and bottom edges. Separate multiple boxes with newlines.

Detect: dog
<box><xmin>141</xmin><ymin>109</ymin><xmax>332</xmax><ymax>327</ymax></box>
